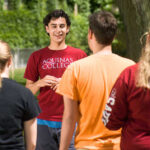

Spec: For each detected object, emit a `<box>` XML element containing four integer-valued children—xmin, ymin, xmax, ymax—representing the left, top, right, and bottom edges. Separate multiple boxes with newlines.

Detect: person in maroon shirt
<box><xmin>102</xmin><ymin>33</ymin><xmax>150</xmax><ymax>150</ymax></box>
<box><xmin>24</xmin><ymin>9</ymin><xmax>87</xmax><ymax>150</ymax></box>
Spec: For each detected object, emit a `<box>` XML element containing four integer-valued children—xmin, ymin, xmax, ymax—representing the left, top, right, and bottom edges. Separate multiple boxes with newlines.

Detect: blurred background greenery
<box><xmin>0</xmin><ymin>0</ymin><xmax>124</xmax><ymax>55</ymax></box>
<box><xmin>1</xmin><ymin>0</ymin><xmax>150</xmax><ymax>85</ymax></box>
<box><xmin>10</xmin><ymin>68</ymin><xmax>26</xmax><ymax>85</ymax></box>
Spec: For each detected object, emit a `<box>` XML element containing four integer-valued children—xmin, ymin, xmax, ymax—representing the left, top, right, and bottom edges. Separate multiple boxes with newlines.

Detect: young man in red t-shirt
<box><xmin>24</xmin><ymin>9</ymin><xmax>87</xmax><ymax>150</ymax></box>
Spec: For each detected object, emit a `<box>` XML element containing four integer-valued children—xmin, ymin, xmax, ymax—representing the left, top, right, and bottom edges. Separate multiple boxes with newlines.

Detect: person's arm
<box><xmin>26</xmin><ymin>75</ymin><xmax>61</xmax><ymax>95</ymax></box>
<box><xmin>24</xmin><ymin>118</ymin><xmax>37</xmax><ymax>150</ymax></box>
<box><xmin>102</xmin><ymin>75</ymin><xmax>128</xmax><ymax>130</ymax></box>
<box><xmin>59</xmin><ymin>96</ymin><xmax>79</xmax><ymax>150</ymax></box>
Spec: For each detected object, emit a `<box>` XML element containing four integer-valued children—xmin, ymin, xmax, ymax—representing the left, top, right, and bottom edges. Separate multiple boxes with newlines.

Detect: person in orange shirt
<box><xmin>56</xmin><ymin>11</ymin><xmax>135</xmax><ymax>150</ymax></box>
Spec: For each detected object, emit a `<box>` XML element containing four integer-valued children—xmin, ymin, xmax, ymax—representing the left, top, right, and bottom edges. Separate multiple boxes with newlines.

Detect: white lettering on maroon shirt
<box><xmin>42</xmin><ymin>57</ymin><xmax>73</xmax><ymax>69</ymax></box>
<box><xmin>102</xmin><ymin>88</ymin><xmax>116</xmax><ymax>126</ymax></box>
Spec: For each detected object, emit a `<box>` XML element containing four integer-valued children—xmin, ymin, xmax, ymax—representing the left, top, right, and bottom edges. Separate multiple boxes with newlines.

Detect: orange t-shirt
<box><xmin>57</xmin><ymin>53</ymin><xmax>135</xmax><ymax>150</ymax></box>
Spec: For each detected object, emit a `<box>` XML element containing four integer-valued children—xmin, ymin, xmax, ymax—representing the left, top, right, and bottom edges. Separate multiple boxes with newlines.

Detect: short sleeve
<box><xmin>24</xmin><ymin>53</ymin><xmax>39</xmax><ymax>82</ymax></box>
<box><xmin>23</xmin><ymin>89</ymin><xmax>41</xmax><ymax>121</ymax></box>
<box><xmin>56</xmin><ymin>63</ymin><xmax>79</xmax><ymax>101</ymax></box>
<box><xmin>102</xmin><ymin>72</ymin><xmax>128</xmax><ymax>130</ymax></box>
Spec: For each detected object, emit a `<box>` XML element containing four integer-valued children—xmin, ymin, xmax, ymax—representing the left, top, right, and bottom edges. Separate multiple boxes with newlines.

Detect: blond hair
<box><xmin>136</xmin><ymin>32</ymin><xmax>150</xmax><ymax>89</ymax></box>
<box><xmin>0</xmin><ymin>40</ymin><xmax>11</xmax><ymax>88</ymax></box>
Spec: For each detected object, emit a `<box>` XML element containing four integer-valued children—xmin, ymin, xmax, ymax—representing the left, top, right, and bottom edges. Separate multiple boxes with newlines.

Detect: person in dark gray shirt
<box><xmin>0</xmin><ymin>40</ymin><xmax>41</xmax><ymax>150</ymax></box>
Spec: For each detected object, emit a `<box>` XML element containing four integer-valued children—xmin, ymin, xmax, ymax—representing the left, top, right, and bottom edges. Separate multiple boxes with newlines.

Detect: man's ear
<box><xmin>6</xmin><ymin>57</ymin><xmax>12</xmax><ymax>69</ymax></box>
<box><xmin>66</xmin><ymin>26</ymin><xmax>70</xmax><ymax>34</ymax></box>
<box><xmin>45</xmin><ymin>26</ymin><xmax>49</xmax><ymax>34</ymax></box>
<box><xmin>88</xmin><ymin>29</ymin><xmax>93</xmax><ymax>39</ymax></box>
<box><xmin>7</xmin><ymin>57</ymin><xmax>12</xmax><ymax>67</ymax></box>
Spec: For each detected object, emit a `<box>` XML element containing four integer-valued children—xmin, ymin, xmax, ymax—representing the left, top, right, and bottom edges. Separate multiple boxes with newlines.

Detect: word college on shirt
<box><xmin>42</xmin><ymin>57</ymin><xmax>73</xmax><ymax>69</ymax></box>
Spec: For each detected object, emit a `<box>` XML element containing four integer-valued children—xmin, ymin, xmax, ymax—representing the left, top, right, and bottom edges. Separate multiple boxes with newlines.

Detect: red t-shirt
<box><xmin>103</xmin><ymin>64</ymin><xmax>150</xmax><ymax>150</ymax></box>
<box><xmin>24</xmin><ymin>46</ymin><xmax>87</xmax><ymax>121</ymax></box>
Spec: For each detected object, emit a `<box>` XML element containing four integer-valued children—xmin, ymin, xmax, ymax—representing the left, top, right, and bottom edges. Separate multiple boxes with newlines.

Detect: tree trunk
<box><xmin>115</xmin><ymin>0</ymin><xmax>150</xmax><ymax>61</ymax></box>
<box><xmin>74</xmin><ymin>3</ymin><xmax>78</xmax><ymax>16</ymax></box>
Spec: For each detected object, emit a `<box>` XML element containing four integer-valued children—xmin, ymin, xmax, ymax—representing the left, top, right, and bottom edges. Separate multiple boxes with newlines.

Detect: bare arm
<box><xmin>25</xmin><ymin>80</ymin><xmax>41</xmax><ymax>95</ymax></box>
<box><xmin>24</xmin><ymin>118</ymin><xmax>37</xmax><ymax>150</ymax></box>
<box><xmin>25</xmin><ymin>75</ymin><xmax>61</xmax><ymax>95</ymax></box>
<box><xmin>59</xmin><ymin>96</ymin><xmax>79</xmax><ymax>150</ymax></box>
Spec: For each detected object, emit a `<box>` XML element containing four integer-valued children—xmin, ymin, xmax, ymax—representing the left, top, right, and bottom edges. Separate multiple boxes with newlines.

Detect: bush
<box><xmin>0</xmin><ymin>9</ymin><xmax>90</xmax><ymax>54</ymax></box>
<box><xmin>66</xmin><ymin>14</ymin><xmax>90</xmax><ymax>54</ymax></box>
<box><xmin>0</xmin><ymin>9</ymin><xmax>49</xmax><ymax>50</ymax></box>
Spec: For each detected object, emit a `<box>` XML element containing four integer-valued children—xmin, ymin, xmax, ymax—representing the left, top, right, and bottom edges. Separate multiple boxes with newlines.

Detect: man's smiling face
<box><xmin>46</xmin><ymin>17</ymin><xmax>70</xmax><ymax>44</ymax></box>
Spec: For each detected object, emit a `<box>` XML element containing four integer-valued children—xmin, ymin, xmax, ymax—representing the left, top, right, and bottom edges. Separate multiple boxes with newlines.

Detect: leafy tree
<box><xmin>66</xmin><ymin>0</ymin><xmax>90</xmax><ymax>16</ymax></box>
<box><xmin>7</xmin><ymin>0</ymin><xmax>22</xmax><ymax>10</ymax></box>
<box><xmin>0</xmin><ymin>9</ymin><xmax>48</xmax><ymax>49</ymax></box>
<box><xmin>67</xmin><ymin>14</ymin><xmax>89</xmax><ymax>54</ymax></box>
<box><xmin>0</xmin><ymin>0</ymin><xmax>4</xmax><ymax>10</ymax></box>
<box><xmin>90</xmin><ymin>0</ymin><xmax>114</xmax><ymax>12</ymax></box>
<box><xmin>0</xmin><ymin>0</ymin><xmax>126</xmax><ymax>56</ymax></box>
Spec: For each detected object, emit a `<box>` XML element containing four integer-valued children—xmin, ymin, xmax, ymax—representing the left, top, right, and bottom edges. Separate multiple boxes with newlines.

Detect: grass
<box><xmin>10</xmin><ymin>68</ymin><xmax>26</xmax><ymax>86</ymax></box>
<box><xmin>10</xmin><ymin>68</ymin><xmax>39</xmax><ymax>98</ymax></box>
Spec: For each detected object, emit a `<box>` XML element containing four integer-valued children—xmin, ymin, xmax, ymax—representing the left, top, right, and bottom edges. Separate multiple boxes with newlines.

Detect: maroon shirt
<box><xmin>24</xmin><ymin>46</ymin><xmax>87</xmax><ymax>122</ymax></box>
<box><xmin>102</xmin><ymin>64</ymin><xmax>150</xmax><ymax>150</ymax></box>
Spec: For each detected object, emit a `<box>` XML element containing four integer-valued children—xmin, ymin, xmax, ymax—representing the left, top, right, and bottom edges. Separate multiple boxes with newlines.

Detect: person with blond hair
<box><xmin>102</xmin><ymin>33</ymin><xmax>150</xmax><ymax>150</ymax></box>
<box><xmin>0</xmin><ymin>40</ymin><xmax>40</xmax><ymax>150</ymax></box>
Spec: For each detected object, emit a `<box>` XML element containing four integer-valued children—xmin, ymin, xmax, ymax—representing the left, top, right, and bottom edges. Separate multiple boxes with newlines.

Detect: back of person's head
<box><xmin>0</xmin><ymin>40</ymin><xmax>11</xmax><ymax>88</ymax></box>
<box><xmin>43</xmin><ymin>9</ymin><xmax>71</xmax><ymax>27</ymax></box>
<box><xmin>89</xmin><ymin>10</ymin><xmax>117</xmax><ymax>45</ymax></box>
<box><xmin>136</xmin><ymin>32</ymin><xmax>150</xmax><ymax>89</ymax></box>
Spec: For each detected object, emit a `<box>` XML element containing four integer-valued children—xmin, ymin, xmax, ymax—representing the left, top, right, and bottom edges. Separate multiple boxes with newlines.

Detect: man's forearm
<box><xmin>26</xmin><ymin>82</ymin><xmax>40</xmax><ymax>95</ymax></box>
<box><xmin>59</xmin><ymin>96</ymin><xmax>79</xmax><ymax>150</ymax></box>
<box><xmin>59</xmin><ymin>117</ymin><xmax>76</xmax><ymax>150</ymax></box>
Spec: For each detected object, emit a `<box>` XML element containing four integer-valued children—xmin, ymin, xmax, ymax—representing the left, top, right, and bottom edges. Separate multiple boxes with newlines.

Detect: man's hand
<box><xmin>26</xmin><ymin>75</ymin><xmax>61</xmax><ymax>94</ymax></box>
<box><xmin>40</xmin><ymin>75</ymin><xmax>61</xmax><ymax>91</ymax></box>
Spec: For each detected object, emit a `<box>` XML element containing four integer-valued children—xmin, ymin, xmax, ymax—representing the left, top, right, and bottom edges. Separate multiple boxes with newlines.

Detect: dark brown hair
<box><xmin>43</xmin><ymin>9</ymin><xmax>71</xmax><ymax>27</ymax></box>
<box><xmin>89</xmin><ymin>11</ymin><xmax>117</xmax><ymax>45</ymax></box>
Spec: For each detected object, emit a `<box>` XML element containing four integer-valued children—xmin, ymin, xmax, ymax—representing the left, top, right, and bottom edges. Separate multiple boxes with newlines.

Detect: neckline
<box><xmin>96</xmin><ymin>50</ymin><xmax>112</xmax><ymax>56</ymax></box>
<box><xmin>47</xmin><ymin>45</ymin><xmax>68</xmax><ymax>52</ymax></box>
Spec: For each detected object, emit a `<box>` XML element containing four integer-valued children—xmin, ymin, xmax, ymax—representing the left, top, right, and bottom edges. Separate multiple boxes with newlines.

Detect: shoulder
<box><xmin>67</xmin><ymin>54</ymin><xmax>93</xmax><ymax>70</ymax></box>
<box><xmin>30</xmin><ymin>47</ymin><xmax>48</xmax><ymax>57</ymax></box>
<box><xmin>4</xmin><ymin>79</ymin><xmax>33</xmax><ymax>96</ymax></box>
<box><xmin>67</xmin><ymin>46</ymin><xmax>87</xmax><ymax>55</ymax></box>
<box><xmin>118</xmin><ymin>64</ymin><xmax>138</xmax><ymax>83</ymax></box>
<box><xmin>113</xmin><ymin>54</ymin><xmax>135</xmax><ymax>64</ymax></box>
<box><xmin>121</xmin><ymin>64</ymin><xmax>137</xmax><ymax>74</ymax></box>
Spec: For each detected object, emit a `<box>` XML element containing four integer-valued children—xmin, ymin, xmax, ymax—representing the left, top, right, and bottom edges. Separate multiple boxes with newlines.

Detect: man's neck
<box><xmin>48</xmin><ymin>41</ymin><xmax>67</xmax><ymax>50</ymax></box>
<box><xmin>94</xmin><ymin>45</ymin><xmax>112</xmax><ymax>55</ymax></box>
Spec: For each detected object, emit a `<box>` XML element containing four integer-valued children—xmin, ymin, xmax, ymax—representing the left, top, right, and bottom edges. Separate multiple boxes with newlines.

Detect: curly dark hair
<box><xmin>43</xmin><ymin>9</ymin><xmax>71</xmax><ymax>27</ymax></box>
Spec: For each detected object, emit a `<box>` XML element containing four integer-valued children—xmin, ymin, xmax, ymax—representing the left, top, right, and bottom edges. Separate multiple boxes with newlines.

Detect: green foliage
<box><xmin>21</xmin><ymin>0</ymin><xmax>39</xmax><ymax>9</ymax></box>
<box><xmin>67</xmin><ymin>0</ymin><xmax>90</xmax><ymax>16</ymax></box>
<box><xmin>0</xmin><ymin>9</ymin><xmax>49</xmax><ymax>49</ymax></box>
<box><xmin>90</xmin><ymin>0</ymin><xmax>114</xmax><ymax>12</ymax></box>
<box><xmin>7</xmin><ymin>0</ymin><xmax>22</xmax><ymax>10</ymax></box>
<box><xmin>66</xmin><ymin>14</ymin><xmax>90</xmax><ymax>54</ymax></box>
<box><xmin>0</xmin><ymin>0</ymin><xmax>4</xmax><ymax>10</ymax></box>
<box><xmin>77</xmin><ymin>0</ymin><xmax>90</xmax><ymax>16</ymax></box>
<box><xmin>0</xmin><ymin>0</ymin><xmax>126</xmax><ymax>56</ymax></box>
<box><xmin>0</xmin><ymin>8</ymin><xmax>89</xmax><ymax>52</ymax></box>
